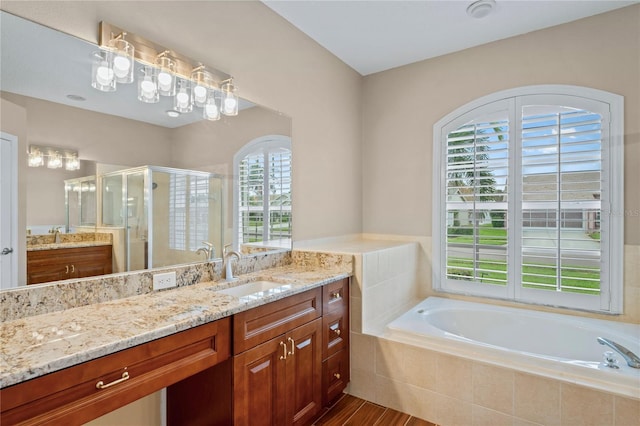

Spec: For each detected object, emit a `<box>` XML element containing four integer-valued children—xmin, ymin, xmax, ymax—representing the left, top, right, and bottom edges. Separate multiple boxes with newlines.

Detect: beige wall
<box><xmin>362</xmin><ymin>5</ymin><xmax>639</xmax><ymax>244</ymax></box>
<box><xmin>1</xmin><ymin>0</ymin><xmax>364</xmax><ymax>242</ymax></box>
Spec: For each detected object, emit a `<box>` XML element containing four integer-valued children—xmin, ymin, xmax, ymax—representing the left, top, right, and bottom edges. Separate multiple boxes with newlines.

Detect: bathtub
<box><xmin>386</xmin><ymin>297</ymin><xmax>640</xmax><ymax>399</ymax></box>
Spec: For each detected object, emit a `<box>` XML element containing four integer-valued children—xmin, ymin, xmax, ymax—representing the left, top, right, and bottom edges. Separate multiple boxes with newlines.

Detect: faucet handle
<box><xmin>224</xmin><ymin>243</ymin><xmax>232</xmax><ymax>256</ymax></box>
<box><xmin>202</xmin><ymin>241</ymin><xmax>213</xmax><ymax>248</ymax></box>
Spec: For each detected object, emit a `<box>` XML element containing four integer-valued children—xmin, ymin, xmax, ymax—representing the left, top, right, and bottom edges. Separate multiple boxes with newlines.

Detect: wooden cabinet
<box><xmin>233</xmin><ymin>318</ymin><xmax>322</xmax><ymax>426</ymax></box>
<box><xmin>26</xmin><ymin>245</ymin><xmax>112</xmax><ymax>285</ymax></box>
<box><xmin>0</xmin><ymin>318</ymin><xmax>230</xmax><ymax>425</ymax></box>
<box><xmin>232</xmin><ymin>287</ymin><xmax>323</xmax><ymax>426</ymax></box>
<box><xmin>321</xmin><ymin>278</ymin><xmax>350</xmax><ymax>406</ymax></box>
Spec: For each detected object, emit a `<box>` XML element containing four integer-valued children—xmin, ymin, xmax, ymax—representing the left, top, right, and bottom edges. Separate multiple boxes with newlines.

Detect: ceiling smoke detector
<box><xmin>467</xmin><ymin>0</ymin><xmax>496</xmax><ymax>19</ymax></box>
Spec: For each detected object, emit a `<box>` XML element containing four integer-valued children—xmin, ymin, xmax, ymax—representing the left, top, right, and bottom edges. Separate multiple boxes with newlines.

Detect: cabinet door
<box><xmin>286</xmin><ymin>318</ymin><xmax>323</xmax><ymax>426</ymax></box>
<box><xmin>27</xmin><ymin>264</ymin><xmax>68</xmax><ymax>284</ymax></box>
<box><xmin>233</xmin><ymin>337</ymin><xmax>288</xmax><ymax>426</ymax></box>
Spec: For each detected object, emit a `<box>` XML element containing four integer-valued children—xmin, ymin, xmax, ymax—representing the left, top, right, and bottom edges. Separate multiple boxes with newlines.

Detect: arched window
<box><xmin>433</xmin><ymin>86</ymin><xmax>623</xmax><ymax>313</ymax></box>
<box><xmin>233</xmin><ymin>135</ymin><xmax>292</xmax><ymax>249</ymax></box>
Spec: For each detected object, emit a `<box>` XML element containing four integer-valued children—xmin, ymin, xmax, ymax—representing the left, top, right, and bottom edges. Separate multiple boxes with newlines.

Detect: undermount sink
<box><xmin>216</xmin><ymin>280</ymin><xmax>293</xmax><ymax>299</ymax></box>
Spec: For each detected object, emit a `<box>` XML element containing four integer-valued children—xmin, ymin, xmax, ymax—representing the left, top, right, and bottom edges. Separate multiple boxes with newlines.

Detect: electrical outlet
<box><xmin>153</xmin><ymin>271</ymin><xmax>176</xmax><ymax>291</ymax></box>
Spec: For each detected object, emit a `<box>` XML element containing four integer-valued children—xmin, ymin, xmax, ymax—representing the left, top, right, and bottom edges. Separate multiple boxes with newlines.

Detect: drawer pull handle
<box><xmin>280</xmin><ymin>341</ymin><xmax>287</xmax><ymax>360</ymax></box>
<box><xmin>334</xmin><ymin>373</ymin><xmax>341</xmax><ymax>380</ymax></box>
<box><xmin>65</xmin><ymin>265</ymin><xmax>69</xmax><ymax>274</ymax></box>
<box><xmin>331</xmin><ymin>292</ymin><xmax>341</xmax><ymax>300</ymax></box>
<box><xmin>71</xmin><ymin>264</ymin><xmax>75</xmax><ymax>273</ymax></box>
<box><xmin>333</xmin><ymin>328</ymin><xmax>341</xmax><ymax>336</ymax></box>
<box><xmin>96</xmin><ymin>370</ymin><xmax>130</xmax><ymax>389</ymax></box>
<box><xmin>287</xmin><ymin>337</ymin><xmax>295</xmax><ymax>356</ymax></box>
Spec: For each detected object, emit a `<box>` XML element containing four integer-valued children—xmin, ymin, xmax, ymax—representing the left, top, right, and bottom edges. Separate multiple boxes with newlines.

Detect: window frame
<box><xmin>432</xmin><ymin>85</ymin><xmax>624</xmax><ymax>313</ymax></box>
<box><xmin>233</xmin><ymin>134</ymin><xmax>292</xmax><ymax>250</ymax></box>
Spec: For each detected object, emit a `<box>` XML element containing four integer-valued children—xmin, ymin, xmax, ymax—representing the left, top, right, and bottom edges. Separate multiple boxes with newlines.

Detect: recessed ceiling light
<box><xmin>66</xmin><ymin>94</ymin><xmax>86</xmax><ymax>102</ymax></box>
<box><xmin>467</xmin><ymin>0</ymin><xmax>496</xmax><ymax>19</ymax></box>
<box><xmin>166</xmin><ymin>110</ymin><xmax>180</xmax><ymax>118</ymax></box>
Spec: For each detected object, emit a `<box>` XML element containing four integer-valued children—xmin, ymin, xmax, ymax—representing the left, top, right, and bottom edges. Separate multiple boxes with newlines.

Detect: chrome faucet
<box><xmin>50</xmin><ymin>226</ymin><xmax>62</xmax><ymax>243</ymax></box>
<box><xmin>224</xmin><ymin>244</ymin><xmax>242</xmax><ymax>281</ymax></box>
<box><xmin>597</xmin><ymin>337</ymin><xmax>640</xmax><ymax>369</ymax></box>
<box><xmin>196</xmin><ymin>241</ymin><xmax>216</xmax><ymax>261</ymax></box>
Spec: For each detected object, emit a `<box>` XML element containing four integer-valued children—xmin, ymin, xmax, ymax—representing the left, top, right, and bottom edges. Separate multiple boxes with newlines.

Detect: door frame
<box><xmin>1</xmin><ymin>132</ymin><xmax>19</xmax><ymax>289</ymax></box>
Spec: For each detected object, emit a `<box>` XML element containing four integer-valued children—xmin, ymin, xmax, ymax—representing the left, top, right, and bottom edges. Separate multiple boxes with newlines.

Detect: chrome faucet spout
<box><xmin>597</xmin><ymin>337</ymin><xmax>640</xmax><ymax>368</ymax></box>
<box><xmin>224</xmin><ymin>244</ymin><xmax>242</xmax><ymax>281</ymax></box>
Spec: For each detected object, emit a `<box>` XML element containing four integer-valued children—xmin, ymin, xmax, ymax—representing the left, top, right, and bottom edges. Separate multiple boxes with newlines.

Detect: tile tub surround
<box><xmin>294</xmin><ymin>235</ymin><xmax>640</xmax><ymax>426</ymax></box>
<box><xmin>0</xmin><ymin>260</ymin><xmax>352</xmax><ymax>388</ymax></box>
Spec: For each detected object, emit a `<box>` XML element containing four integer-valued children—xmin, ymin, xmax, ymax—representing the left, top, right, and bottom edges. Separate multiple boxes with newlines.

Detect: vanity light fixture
<box><xmin>28</xmin><ymin>145</ymin><xmax>80</xmax><ymax>171</ymax></box>
<box><xmin>93</xmin><ymin>22</ymin><xmax>238</xmax><ymax>120</ymax></box>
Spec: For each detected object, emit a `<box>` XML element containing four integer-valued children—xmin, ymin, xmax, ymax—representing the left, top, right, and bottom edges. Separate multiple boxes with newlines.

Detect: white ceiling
<box><xmin>263</xmin><ymin>0</ymin><xmax>638</xmax><ymax>76</ymax></box>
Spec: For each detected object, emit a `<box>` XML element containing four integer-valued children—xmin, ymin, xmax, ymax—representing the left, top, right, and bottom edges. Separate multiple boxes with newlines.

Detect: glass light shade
<box><xmin>156</xmin><ymin>54</ymin><xmax>176</xmax><ymax>96</ymax></box>
<box><xmin>203</xmin><ymin>91</ymin><xmax>220</xmax><ymax>121</ymax></box>
<box><xmin>174</xmin><ymin>78</ymin><xmax>193</xmax><ymax>113</ymax></box>
<box><xmin>137</xmin><ymin>65</ymin><xmax>159</xmax><ymax>103</ymax></box>
<box><xmin>28</xmin><ymin>149</ymin><xmax>44</xmax><ymax>167</ymax></box>
<box><xmin>47</xmin><ymin>152</ymin><xmax>63</xmax><ymax>169</ymax></box>
<box><xmin>91</xmin><ymin>50</ymin><xmax>116</xmax><ymax>92</ymax></box>
<box><xmin>221</xmin><ymin>80</ymin><xmax>238</xmax><ymax>116</ymax></box>
<box><xmin>191</xmin><ymin>68</ymin><xmax>214</xmax><ymax>108</ymax></box>
<box><xmin>109</xmin><ymin>38</ymin><xmax>135</xmax><ymax>83</ymax></box>
<box><xmin>65</xmin><ymin>154</ymin><xmax>80</xmax><ymax>171</ymax></box>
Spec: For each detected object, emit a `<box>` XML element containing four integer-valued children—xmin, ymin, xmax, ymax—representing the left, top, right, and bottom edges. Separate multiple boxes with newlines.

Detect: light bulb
<box><xmin>113</xmin><ymin>55</ymin><xmax>131</xmax><ymax>78</ymax></box>
<box><xmin>96</xmin><ymin>63</ymin><xmax>114</xmax><ymax>86</ymax></box>
<box><xmin>176</xmin><ymin>91</ymin><xmax>189</xmax><ymax>108</ymax></box>
<box><xmin>158</xmin><ymin>72</ymin><xmax>173</xmax><ymax>91</ymax></box>
<box><xmin>224</xmin><ymin>97</ymin><xmax>237</xmax><ymax>114</ymax></box>
<box><xmin>193</xmin><ymin>85</ymin><xmax>207</xmax><ymax>104</ymax></box>
<box><xmin>141</xmin><ymin>78</ymin><xmax>157</xmax><ymax>99</ymax></box>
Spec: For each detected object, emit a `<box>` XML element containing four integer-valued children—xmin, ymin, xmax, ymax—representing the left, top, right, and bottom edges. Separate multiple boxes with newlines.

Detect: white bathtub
<box><xmin>386</xmin><ymin>297</ymin><xmax>640</xmax><ymax>399</ymax></box>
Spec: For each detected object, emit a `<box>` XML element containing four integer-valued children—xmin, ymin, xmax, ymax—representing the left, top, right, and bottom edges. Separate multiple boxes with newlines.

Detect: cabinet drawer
<box><xmin>322</xmin><ymin>349</ymin><xmax>349</xmax><ymax>407</ymax></box>
<box><xmin>322</xmin><ymin>310</ymin><xmax>348</xmax><ymax>359</ymax></box>
<box><xmin>0</xmin><ymin>318</ymin><xmax>230</xmax><ymax>425</ymax></box>
<box><xmin>233</xmin><ymin>287</ymin><xmax>322</xmax><ymax>355</ymax></box>
<box><xmin>322</xmin><ymin>278</ymin><xmax>348</xmax><ymax>314</ymax></box>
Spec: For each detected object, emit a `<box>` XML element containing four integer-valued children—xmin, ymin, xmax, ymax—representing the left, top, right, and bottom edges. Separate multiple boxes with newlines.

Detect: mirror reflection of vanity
<box><xmin>0</xmin><ymin>11</ymin><xmax>292</xmax><ymax>287</ymax></box>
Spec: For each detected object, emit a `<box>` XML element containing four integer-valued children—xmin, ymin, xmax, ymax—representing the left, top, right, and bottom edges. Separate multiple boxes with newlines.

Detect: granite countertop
<box><xmin>27</xmin><ymin>241</ymin><xmax>113</xmax><ymax>251</ymax></box>
<box><xmin>0</xmin><ymin>265</ymin><xmax>350</xmax><ymax>388</ymax></box>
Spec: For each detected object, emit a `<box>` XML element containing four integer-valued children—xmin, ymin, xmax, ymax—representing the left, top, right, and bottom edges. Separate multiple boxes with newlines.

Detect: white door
<box><xmin>0</xmin><ymin>132</ymin><xmax>18</xmax><ymax>289</ymax></box>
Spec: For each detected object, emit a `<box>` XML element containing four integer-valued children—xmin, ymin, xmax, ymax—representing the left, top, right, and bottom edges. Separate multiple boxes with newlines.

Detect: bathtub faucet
<box><xmin>597</xmin><ymin>337</ymin><xmax>640</xmax><ymax>369</ymax></box>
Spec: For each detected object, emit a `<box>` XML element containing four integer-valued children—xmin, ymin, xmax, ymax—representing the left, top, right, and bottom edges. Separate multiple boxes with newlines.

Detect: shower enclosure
<box><xmin>99</xmin><ymin>166</ymin><xmax>223</xmax><ymax>272</ymax></box>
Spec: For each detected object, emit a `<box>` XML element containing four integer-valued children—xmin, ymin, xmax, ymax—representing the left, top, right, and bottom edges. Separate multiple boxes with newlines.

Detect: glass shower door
<box><xmin>125</xmin><ymin>171</ymin><xmax>148</xmax><ymax>271</ymax></box>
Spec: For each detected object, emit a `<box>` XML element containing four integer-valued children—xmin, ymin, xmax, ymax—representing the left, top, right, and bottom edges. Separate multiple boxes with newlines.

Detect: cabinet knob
<box><xmin>333</xmin><ymin>328</ymin><xmax>341</xmax><ymax>336</ymax></box>
<box><xmin>331</xmin><ymin>292</ymin><xmax>341</xmax><ymax>300</ymax></box>
<box><xmin>333</xmin><ymin>373</ymin><xmax>341</xmax><ymax>380</ymax></box>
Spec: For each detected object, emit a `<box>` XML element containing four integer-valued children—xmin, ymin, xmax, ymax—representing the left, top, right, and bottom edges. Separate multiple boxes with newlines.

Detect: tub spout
<box><xmin>597</xmin><ymin>337</ymin><xmax>640</xmax><ymax>369</ymax></box>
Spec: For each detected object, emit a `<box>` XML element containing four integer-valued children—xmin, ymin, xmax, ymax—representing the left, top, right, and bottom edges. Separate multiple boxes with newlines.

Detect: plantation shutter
<box><xmin>435</xmin><ymin>87</ymin><xmax>622</xmax><ymax>313</ymax></box>
<box><xmin>188</xmin><ymin>175</ymin><xmax>210</xmax><ymax>251</ymax></box>
<box><xmin>268</xmin><ymin>149</ymin><xmax>292</xmax><ymax>241</ymax></box>
<box><xmin>238</xmin><ymin>145</ymin><xmax>292</xmax><ymax>245</ymax></box>
<box><xmin>445</xmin><ymin>112</ymin><xmax>510</xmax><ymax>289</ymax></box>
<box><xmin>519</xmin><ymin>105</ymin><xmax>603</xmax><ymax>295</ymax></box>
<box><xmin>238</xmin><ymin>152</ymin><xmax>265</xmax><ymax>244</ymax></box>
<box><xmin>169</xmin><ymin>174</ymin><xmax>187</xmax><ymax>250</ymax></box>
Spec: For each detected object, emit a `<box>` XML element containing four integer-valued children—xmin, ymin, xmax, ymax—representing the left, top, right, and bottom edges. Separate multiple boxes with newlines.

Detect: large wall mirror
<box><xmin>0</xmin><ymin>11</ymin><xmax>292</xmax><ymax>288</ymax></box>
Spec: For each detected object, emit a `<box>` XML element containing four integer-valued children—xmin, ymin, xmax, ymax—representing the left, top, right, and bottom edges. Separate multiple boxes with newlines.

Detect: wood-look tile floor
<box><xmin>313</xmin><ymin>394</ymin><xmax>438</xmax><ymax>426</ymax></box>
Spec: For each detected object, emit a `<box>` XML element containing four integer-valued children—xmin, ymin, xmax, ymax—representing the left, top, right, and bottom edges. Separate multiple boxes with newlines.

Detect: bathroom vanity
<box><xmin>26</xmin><ymin>244</ymin><xmax>113</xmax><ymax>285</ymax></box>
<box><xmin>0</xmin><ymin>265</ymin><xmax>350</xmax><ymax>426</ymax></box>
